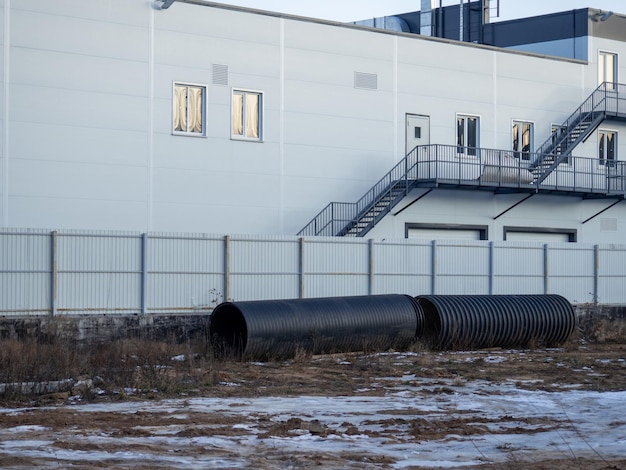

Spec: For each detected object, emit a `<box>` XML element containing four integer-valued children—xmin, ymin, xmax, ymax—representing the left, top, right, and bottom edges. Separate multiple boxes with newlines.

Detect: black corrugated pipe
<box><xmin>209</xmin><ymin>295</ymin><xmax>424</xmax><ymax>360</ymax></box>
<box><xmin>417</xmin><ymin>294</ymin><xmax>576</xmax><ymax>350</ymax></box>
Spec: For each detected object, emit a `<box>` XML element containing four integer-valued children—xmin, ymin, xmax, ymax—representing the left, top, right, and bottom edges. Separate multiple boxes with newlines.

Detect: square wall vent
<box><xmin>212</xmin><ymin>64</ymin><xmax>229</xmax><ymax>86</ymax></box>
<box><xmin>354</xmin><ymin>71</ymin><xmax>377</xmax><ymax>90</ymax></box>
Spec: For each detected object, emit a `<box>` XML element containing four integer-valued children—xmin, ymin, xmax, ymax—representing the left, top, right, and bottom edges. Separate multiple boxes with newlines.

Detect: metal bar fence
<box><xmin>1</xmin><ymin>229</ymin><xmax>625</xmax><ymax>316</ymax></box>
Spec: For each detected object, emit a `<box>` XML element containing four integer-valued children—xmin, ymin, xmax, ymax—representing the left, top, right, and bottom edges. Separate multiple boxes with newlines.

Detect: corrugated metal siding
<box><xmin>492</xmin><ymin>242</ymin><xmax>544</xmax><ymax>294</ymax></box>
<box><xmin>230</xmin><ymin>236</ymin><xmax>300</xmax><ymax>301</ymax></box>
<box><xmin>373</xmin><ymin>239</ymin><xmax>432</xmax><ymax>296</ymax></box>
<box><xmin>0</xmin><ymin>231</ymin><xmax>51</xmax><ymax>315</ymax></box>
<box><xmin>548</xmin><ymin>244</ymin><xmax>595</xmax><ymax>303</ymax></box>
<box><xmin>436</xmin><ymin>240</ymin><xmax>490</xmax><ymax>295</ymax></box>
<box><xmin>598</xmin><ymin>244</ymin><xmax>626</xmax><ymax>304</ymax></box>
<box><xmin>148</xmin><ymin>234</ymin><xmax>224</xmax><ymax>312</ymax></box>
<box><xmin>57</xmin><ymin>233</ymin><xmax>142</xmax><ymax>314</ymax></box>
<box><xmin>304</xmin><ymin>238</ymin><xmax>370</xmax><ymax>298</ymax></box>
<box><xmin>2</xmin><ymin>229</ymin><xmax>626</xmax><ymax>316</ymax></box>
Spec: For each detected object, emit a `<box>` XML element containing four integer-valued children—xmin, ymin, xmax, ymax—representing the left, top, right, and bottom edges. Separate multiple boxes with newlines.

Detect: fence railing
<box><xmin>1</xmin><ymin>229</ymin><xmax>625</xmax><ymax>316</ymax></box>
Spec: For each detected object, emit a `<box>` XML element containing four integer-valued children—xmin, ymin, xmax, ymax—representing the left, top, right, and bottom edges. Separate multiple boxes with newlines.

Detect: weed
<box><xmin>0</xmin><ymin>333</ymin><xmax>211</xmax><ymax>401</ymax></box>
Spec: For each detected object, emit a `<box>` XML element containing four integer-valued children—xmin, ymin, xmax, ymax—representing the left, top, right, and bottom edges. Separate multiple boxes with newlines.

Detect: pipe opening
<box><xmin>418</xmin><ymin>297</ymin><xmax>442</xmax><ymax>348</ymax></box>
<box><xmin>210</xmin><ymin>302</ymin><xmax>248</xmax><ymax>358</ymax></box>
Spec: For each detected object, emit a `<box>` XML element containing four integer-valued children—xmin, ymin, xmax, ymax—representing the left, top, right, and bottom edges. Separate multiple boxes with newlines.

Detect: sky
<box><xmin>210</xmin><ymin>0</ymin><xmax>625</xmax><ymax>23</ymax></box>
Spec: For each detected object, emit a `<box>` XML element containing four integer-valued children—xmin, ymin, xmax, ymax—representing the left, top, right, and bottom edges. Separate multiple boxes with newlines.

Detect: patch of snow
<box><xmin>2</xmin><ymin>376</ymin><xmax>626</xmax><ymax>468</ymax></box>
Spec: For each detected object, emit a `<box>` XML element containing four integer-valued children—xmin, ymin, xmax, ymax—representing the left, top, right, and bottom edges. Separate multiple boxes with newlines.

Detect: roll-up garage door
<box><xmin>505</xmin><ymin>231</ymin><xmax>572</xmax><ymax>242</ymax></box>
<box><xmin>407</xmin><ymin>228</ymin><xmax>483</xmax><ymax>240</ymax></box>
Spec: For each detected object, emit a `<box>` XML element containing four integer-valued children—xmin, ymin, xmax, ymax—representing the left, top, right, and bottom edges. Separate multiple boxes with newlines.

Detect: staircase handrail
<box><xmin>533</xmin><ymin>82</ymin><xmax>611</xmax><ymax>162</ymax></box>
<box><xmin>297</xmin><ymin>146</ymin><xmax>422</xmax><ymax>236</ymax></box>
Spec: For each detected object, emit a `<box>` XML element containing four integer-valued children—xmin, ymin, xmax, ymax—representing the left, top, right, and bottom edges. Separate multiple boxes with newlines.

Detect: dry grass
<box><xmin>1</xmin><ymin>311</ymin><xmax>625</xmax><ymax>402</ymax></box>
<box><xmin>0</xmin><ymin>334</ymin><xmax>211</xmax><ymax>401</ymax></box>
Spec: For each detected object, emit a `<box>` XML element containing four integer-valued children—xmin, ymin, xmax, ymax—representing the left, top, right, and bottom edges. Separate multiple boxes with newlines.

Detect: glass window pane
<box><xmin>174</xmin><ymin>85</ymin><xmax>188</xmax><ymax>132</ymax></box>
<box><xmin>599</xmin><ymin>132</ymin><xmax>605</xmax><ymax>164</ymax></box>
<box><xmin>232</xmin><ymin>92</ymin><xmax>244</xmax><ymax>136</ymax></box>
<box><xmin>607</xmin><ymin>132</ymin><xmax>616</xmax><ymax>161</ymax></box>
<box><xmin>512</xmin><ymin>123</ymin><xmax>519</xmax><ymax>151</ymax></box>
<box><xmin>188</xmin><ymin>86</ymin><xmax>203</xmax><ymax>133</ymax></box>
<box><xmin>457</xmin><ymin>117</ymin><xmax>465</xmax><ymax>151</ymax></box>
<box><xmin>600</xmin><ymin>52</ymin><xmax>617</xmax><ymax>89</ymax></box>
<box><xmin>522</xmin><ymin>123</ymin><xmax>531</xmax><ymax>152</ymax></box>
<box><xmin>467</xmin><ymin>117</ymin><xmax>477</xmax><ymax>155</ymax></box>
<box><xmin>245</xmin><ymin>93</ymin><xmax>259</xmax><ymax>139</ymax></box>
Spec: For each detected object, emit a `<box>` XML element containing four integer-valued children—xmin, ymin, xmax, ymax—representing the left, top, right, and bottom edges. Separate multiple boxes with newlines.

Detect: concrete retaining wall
<box><xmin>1</xmin><ymin>304</ymin><xmax>625</xmax><ymax>346</ymax></box>
<box><xmin>0</xmin><ymin>315</ymin><xmax>208</xmax><ymax>344</ymax></box>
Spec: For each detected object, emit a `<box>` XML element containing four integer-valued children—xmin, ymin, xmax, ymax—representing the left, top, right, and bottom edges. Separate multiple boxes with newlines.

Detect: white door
<box><xmin>406</xmin><ymin>114</ymin><xmax>430</xmax><ymax>154</ymax></box>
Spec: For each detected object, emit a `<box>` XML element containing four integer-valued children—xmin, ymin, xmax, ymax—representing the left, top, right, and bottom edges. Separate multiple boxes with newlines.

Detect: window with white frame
<box><xmin>599</xmin><ymin>51</ymin><xmax>618</xmax><ymax>90</ymax></box>
<box><xmin>512</xmin><ymin>120</ymin><xmax>533</xmax><ymax>160</ymax></box>
<box><xmin>173</xmin><ymin>83</ymin><xmax>206</xmax><ymax>136</ymax></box>
<box><xmin>232</xmin><ymin>89</ymin><xmax>263</xmax><ymax>141</ymax></box>
<box><xmin>457</xmin><ymin>115</ymin><xmax>479</xmax><ymax>156</ymax></box>
<box><xmin>599</xmin><ymin>130</ymin><xmax>617</xmax><ymax>167</ymax></box>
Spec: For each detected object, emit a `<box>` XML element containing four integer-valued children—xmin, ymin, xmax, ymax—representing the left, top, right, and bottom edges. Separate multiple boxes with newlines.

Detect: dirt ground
<box><xmin>1</xmin><ymin>341</ymin><xmax>626</xmax><ymax>469</ymax></box>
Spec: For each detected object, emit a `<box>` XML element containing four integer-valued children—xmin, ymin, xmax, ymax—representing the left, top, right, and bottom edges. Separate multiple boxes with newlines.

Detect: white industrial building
<box><xmin>1</xmin><ymin>0</ymin><xmax>625</xmax><ymax>243</ymax></box>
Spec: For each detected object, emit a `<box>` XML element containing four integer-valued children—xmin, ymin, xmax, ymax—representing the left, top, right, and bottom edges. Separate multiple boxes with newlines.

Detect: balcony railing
<box><xmin>414</xmin><ymin>145</ymin><xmax>626</xmax><ymax>194</ymax></box>
<box><xmin>297</xmin><ymin>144</ymin><xmax>626</xmax><ymax>237</ymax></box>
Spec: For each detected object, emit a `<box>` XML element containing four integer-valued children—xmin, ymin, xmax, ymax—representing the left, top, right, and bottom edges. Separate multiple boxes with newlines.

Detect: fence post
<box><xmin>224</xmin><ymin>235</ymin><xmax>231</xmax><ymax>301</ymax></box>
<box><xmin>141</xmin><ymin>233</ymin><xmax>148</xmax><ymax>315</ymax></box>
<box><xmin>51</xmin><ymin>231</ymin><xmax>58</xmax><ymax>317</ymax></box>
<box><xmin>299</xmin><ymin>237</ymin><xmax>305</xmax><ymax>299</ymax></box>
<box><xmin>593</xmin><ymin>244</ymin><xmax>600</xmax><ymax>304</ymax></box>
<box><xmin>368</xmin><ymin>238</ymin><xmax>374</xmax><ymax>295</ymax></box>
<box><xmin>431</xmin><ymin>240</ymin><xmax>437</xmax><ymax>295</ymax></box>
<box><xmin>543</xmin><ymin>243</ymin><xmax>550</xmax><ymax>294</ymax></box>
<box><xmin>489</xmin><ymin>241</ymin><xmax>494</xmax><ymax>295</ymax></box>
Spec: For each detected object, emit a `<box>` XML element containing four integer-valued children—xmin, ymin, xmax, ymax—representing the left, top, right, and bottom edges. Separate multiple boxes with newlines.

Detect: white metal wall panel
<box><xmin>230</xmin><ymin>274</ymin><xmax>299</xmax><ymax>302</ymax></box>
<box><xmin>304</xmin><ymin>238</ymin><xmax>369</xmax><ymax>298</ymax></box>
<box><xmin>436</xmin><ymin>240</ymin><xmax>490</xmax><ymax>295</ymax></box>
<box><xmin>548</xmin><ymin>244</ymin><xmax>595</xmax><ymax>303</ymax></box>
<box><xmin>10</xmin><ymin>8</ymin><xmax>148</xmax><ymax>61</ymax></box>
<box><xmin>149</xmin><ymin>274</ymin><xmax>224</xmax><ymax>313</ymax></box>
<box><xmin>598</xmin><ymin>244</ymin><xmax>626</xmax><ymax>304</ymax></box>
<box><xmin>492</xmin><ymin>242</ymin><xmax>545</xmax><ymax>294</ymax></box>
<box><xmin>0</xmin><ymin>230</ymin><xmax>51</xmax><ymax>315</ymax></box>
<box><xmin>230</xmin><ymin>237</ymin><xmax>300</xmax><ymax>301</ymax></box>
<box><xmin>57</xmin><ymin>233</ymin><xmax>142</xmax><ymax>313</ymax></box>
<box><xmin>148</xmin><ymin>235</ymin><xmax>224</xmax><ymax>311</ymax></box>
<box><xmin>373</xmin><ymin>240</ymin><xmax>432</xmax><ymax>296</ymax></box>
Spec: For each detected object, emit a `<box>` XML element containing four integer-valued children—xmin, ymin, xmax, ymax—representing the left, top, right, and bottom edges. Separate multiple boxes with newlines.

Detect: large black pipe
<box><xmin>209</xmin><ymin>295</ymin><xmax>424</xmax><ymax>360</ymax></box>
<box><xmin>417</xmin><ymin>294</ymin><xmax>577</xmax><ymax>350</ymax></box>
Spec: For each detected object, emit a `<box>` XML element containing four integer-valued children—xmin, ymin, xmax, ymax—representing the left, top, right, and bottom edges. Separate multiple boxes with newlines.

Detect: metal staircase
<box><xmin>530</xmin><ymin>82</ymin><xmax>625</xmax><ymax>184</ymax></box>
<box><xmin>298</xmin><ymin>148</ymin><xmax>422</xmax><ymax>237</ymax></box>
<box><xmin>298</xmin><ymin>83</ymin><xmax>626</xmax><ymax>238</ymax></box>
<box><xmin>340</xmin><ymin>179</ymin><xmax>412</xmax><ymax>236</ymax></box>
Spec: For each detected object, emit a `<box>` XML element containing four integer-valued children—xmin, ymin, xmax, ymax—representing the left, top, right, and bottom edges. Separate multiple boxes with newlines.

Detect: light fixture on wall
<box><xmin>153</xmin><ymin>0</ymin><xmax>176</xmax><ymax>9</ymax></box>
<box><xmin>592</xmin><ymin>10</ymin><xmax>614</xmax><ymax>22</ymax></box>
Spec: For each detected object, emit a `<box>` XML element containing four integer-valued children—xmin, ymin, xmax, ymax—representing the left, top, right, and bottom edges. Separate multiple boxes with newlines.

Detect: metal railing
<box><xmin>298</xmin><ymin>146</ymin><xmax>422</xmax><ymax>236</ymax></box>
<box><xmin>533</xmin><ymin>82</ymin><xmax>626</xmax><ymax>172</ymax></box>
<box><xmin>298</xmin><ymin>144</ymin><xmax>626</xmax><ymax>237</ymax></box>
